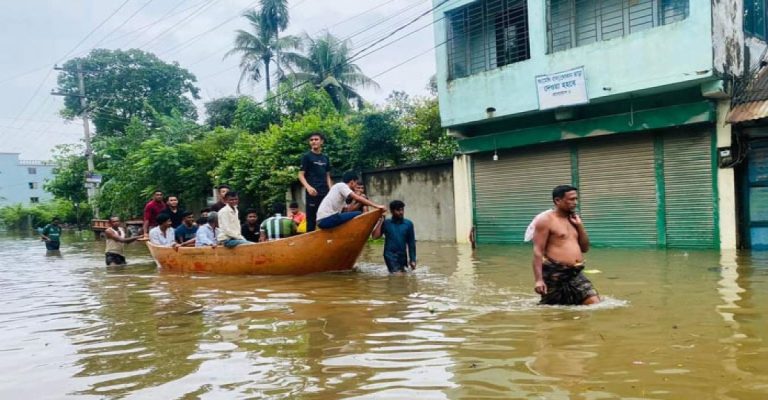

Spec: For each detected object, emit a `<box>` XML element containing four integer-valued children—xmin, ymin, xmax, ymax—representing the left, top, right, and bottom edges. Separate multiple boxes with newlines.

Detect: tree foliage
<box><xmin>56</xmin><ymin>49</ymin><xmax>200</xmax><ymax>137</ymax></box>
<box><xmin>284</xmin><ymin>32</ymin><xmax>379</xmax><ymax>110</ymax></box>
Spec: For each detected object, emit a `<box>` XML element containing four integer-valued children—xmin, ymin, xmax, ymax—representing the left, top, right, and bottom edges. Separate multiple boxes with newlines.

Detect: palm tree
<box><xmin>259</xmin><ymin>0</ymin><xmax>289</xmax><ymax>39</ymax></box>
<box><xmin>225</xmin><ymin>10</ymin><xmax>300</xmax><ymax>93</ymax></box>
<box><xmin>284</xmin><ymin>32</ymin><xmax>380</xmax><ymax>110</ymax></box>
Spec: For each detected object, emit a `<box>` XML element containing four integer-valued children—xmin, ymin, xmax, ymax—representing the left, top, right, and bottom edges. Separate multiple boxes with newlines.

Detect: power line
<box><xmin>89</xmin><ymin>0</ymin><xmax>157</xmax><ymax>49</ymax></box>
<box><xmin>136</xmin><ymin>0</ymin><xmax>224</xmax><ymax>50</ymax></box>
<box><xmin>59</xmin><ymin>0</ymin><xmax>134</xmax><ymax>62</ymax></box>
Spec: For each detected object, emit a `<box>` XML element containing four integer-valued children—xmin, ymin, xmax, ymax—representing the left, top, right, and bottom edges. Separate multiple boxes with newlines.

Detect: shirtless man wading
<box><xmin>531</xmin><ymin>185</ymin><xmax>600</xmax><ymax>305</ymax></box>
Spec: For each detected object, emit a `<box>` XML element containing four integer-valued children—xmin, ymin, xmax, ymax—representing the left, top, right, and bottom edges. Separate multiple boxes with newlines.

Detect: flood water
<box><xmin>0</xmin><ymin>231</ymin><xmax>766</xmax><ymax>399</ymax></box>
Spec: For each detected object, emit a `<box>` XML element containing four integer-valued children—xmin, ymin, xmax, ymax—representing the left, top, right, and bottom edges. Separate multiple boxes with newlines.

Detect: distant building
<box><xmin>0</xmin><ymin>152</ymin><xmax>55</xmax><ymax>206</ymax></box>
<box><xmin>432</xmin><ymin>1</ymin><xmax>751</xmax><ymax>249</ymax></box>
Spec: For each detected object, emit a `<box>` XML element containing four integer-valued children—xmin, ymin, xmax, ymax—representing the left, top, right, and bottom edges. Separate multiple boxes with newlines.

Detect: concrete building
<box><xmin>0</xmin><ymin>153</ymin><xmax>55</xmax><ymax>206</ymax></box>
<box><xmin>432</xmin><ymin>0</ymin><xmax>749</xmax><ymax>249</ymax></box>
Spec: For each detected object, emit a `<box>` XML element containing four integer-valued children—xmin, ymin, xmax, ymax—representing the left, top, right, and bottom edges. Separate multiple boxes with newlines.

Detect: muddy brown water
<box><xmin>0</xmin><ymin>231</ymin><xmax>766</xmax><ymax>399</ymax></box>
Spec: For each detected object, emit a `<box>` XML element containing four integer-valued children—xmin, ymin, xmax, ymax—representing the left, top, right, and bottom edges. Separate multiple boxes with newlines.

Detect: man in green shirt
<box><xmin>41</xmin><ymin>217</ymin><xmax>62</xmax><ymax>251</ymax></box>
<box><xmin>259</xmin><ymin>203</ymin><xmax>297</xmax><ymax>242</ymax></box>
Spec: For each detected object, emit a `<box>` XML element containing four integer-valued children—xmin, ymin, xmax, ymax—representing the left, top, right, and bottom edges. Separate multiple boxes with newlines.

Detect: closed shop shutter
<box><xmin>473</xmin><ymin>146</ymin><xmax>571</xmax><ymax>243</ymax></box>
<box><xmin>578</xmin><ymin>135</ymin><xmax>658</xmax><ymax>246</ymax></box>
<box><xmin>663</xmin><ymin>131</ymin><xmax>716</xmax><ymax>248</ymax></box>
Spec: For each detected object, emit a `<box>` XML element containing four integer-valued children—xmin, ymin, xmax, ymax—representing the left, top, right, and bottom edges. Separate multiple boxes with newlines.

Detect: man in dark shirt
<box><xmin>164</xmin><ymin>195</ymin><xmax>185</xmax><ymax>228</ymax></box>
<box><xmin>210</xmin><ymin>184</ymin><xmax>231</xmax><ymax>212</ymax></box>
<box><xmin>142</xmin><ymin>190</ymin><xmax>166</xmax><ymax>236</ymax></box>
<box><xmin>175</xmin><ymin>211</ymin><xmax>198</xmax><ymax>246</ymax></box>
<box><xmin>241</xmin><ymin>209</ymin><xmax>261</xmax><ymax>242</ymax></box>
<box><xmin>371</xmin><ymin>200</ymin><xmax>417</xmax><ymax>274</ymax></box>
<box><xmin>298</xmin><ymin>132</ymin><xmax>332</xmax><ymax>232</ymax></box>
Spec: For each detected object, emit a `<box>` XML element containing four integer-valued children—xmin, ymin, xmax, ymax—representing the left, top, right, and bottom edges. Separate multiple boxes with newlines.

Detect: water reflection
<box><xmin>1</xmin><ymin>231</ymin><xmax>768</xmax><ymax>399</ymax></box>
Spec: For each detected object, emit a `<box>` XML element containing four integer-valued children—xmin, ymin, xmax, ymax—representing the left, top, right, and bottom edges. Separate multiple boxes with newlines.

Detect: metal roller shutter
<box><xmin>663</xmin><ymin>131</ymin><xmax>715</xmax><ymax>248</ymax></box>
<box><xmin>473</xmin><ymin>146</ymin><xmax>572</xmax><ymax>243</ymax></box>
<box><xmin>578</xmin><ymin>135</ymin><xmax>658</xmax><ymax>246</ymax></box>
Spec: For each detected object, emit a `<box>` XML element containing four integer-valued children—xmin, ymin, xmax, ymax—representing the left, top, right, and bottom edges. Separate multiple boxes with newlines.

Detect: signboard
<box><xmin>85</xmin><ymin>173</ymin><xmax>102</xmax><ymax>184</ymax></box>
<box><xmin>535</xmin><ymin>67</ymin><xmax>589</xmax><ymax>110</ymax></box>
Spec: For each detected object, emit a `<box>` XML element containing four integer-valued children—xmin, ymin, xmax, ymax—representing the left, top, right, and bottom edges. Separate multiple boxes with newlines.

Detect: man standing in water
<box><xmin>298</xmin><ymin>132</ymin><xmax>332</xmax><ymax>232</ymax></box>
<box><xmin>104</xmin><ymin>216</ymin><xmax>140</xmax><ymax>265</ymax></box>
<box><xmin>41</xmin><ymin>217</ymin><xmax>62</xmax><ymax>251</ymax></box>
<box><xmin>531</xmin><ymin>185</ymin><xmax>600</xmax><ymax>305</ymax></box>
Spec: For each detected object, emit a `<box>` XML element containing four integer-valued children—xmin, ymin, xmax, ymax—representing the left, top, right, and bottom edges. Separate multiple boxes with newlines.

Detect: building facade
<box><xmin>0</xmin><ymin>153</ymin><xmax>55</xmax><ymax>206</ymax></box>
<box><xmin>433</xmin><ymin>1</ymin><xmax>748</xmax><ymax>249</ymax></box>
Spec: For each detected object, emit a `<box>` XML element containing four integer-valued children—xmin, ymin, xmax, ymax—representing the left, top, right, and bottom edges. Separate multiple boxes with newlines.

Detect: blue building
<box><xmin>0</xmin><ymin>152</ymin><xmax>55</xmax><ymax>206</ymax></box>
<box><xmin>432</xmin><ymin>0</ymin><xmax>755</xmax><ymax>249</ymax></box>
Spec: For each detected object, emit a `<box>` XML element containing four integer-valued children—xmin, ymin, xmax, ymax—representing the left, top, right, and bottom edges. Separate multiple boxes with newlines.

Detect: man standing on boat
<box><xmin>298</xmin><ymin>132</ymin><xmax>332</xmax><ymax>232</ymax></box>
<box><xmin>142</xmin><ymin>190</ymin><xmax>166</xmax><ymax>236</ymax></box>
<box><xmin>316</xmin><ymin>171</ymin><xmax>386</xmax><ymax>230</ymax></box>
<box><xmin>210</xmin><ymin>184</ymin><xmax>231</xmax><ymax>212</ymax></box>
<box><xmin>104</xmin><ymin>216</ymin><xmax>140</xmax><ymax>265</ymax></box>
<box><xmin>217</xmin><ymin>191</ymin><xmax>250</xmax><ymax>248</ymax></box>
<box><xmin>530</xmin><ymin>185</ymin><xmax>600</xmax><ymax>305</ymax></box>
<box><xmin>164</xmin><ymin>195</ymin><xmax>185</xmax><ymax>228</ymax></box>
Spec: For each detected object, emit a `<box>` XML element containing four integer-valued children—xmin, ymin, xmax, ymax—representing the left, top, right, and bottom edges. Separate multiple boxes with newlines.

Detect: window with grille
<box><xmin>27</xmin><ymin>167</ymin><xmax>37</xmax><ymax>175</ymax></box>
<box><xmin>745</xmin><ymin>0</ymin><xmax>767</xmax><ymax>39</ymax></box>
<box><xmin>30</xmin><ymin>197</ymin><xmax>39</xmax><ymax>204</ymax></box>
<box><xmin>447</xmin><ymin>0</ymin><xmax>530</xmax><ymax>80</ymax></box>
<box><xmin>28</xmin><ymin>182</ymin><xmax>38</xmax><ymax>189</ymax></box>
<box><xmin>548</xmin><ymin>0</ymin><xmax>689</xmax><ymax>53</ymax></box>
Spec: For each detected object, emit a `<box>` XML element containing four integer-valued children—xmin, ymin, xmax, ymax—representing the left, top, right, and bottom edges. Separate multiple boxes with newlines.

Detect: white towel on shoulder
<box><xmin>524</xmin><ymin>210</ymin><xmax>552</xmax><ymax>242</ymax></box>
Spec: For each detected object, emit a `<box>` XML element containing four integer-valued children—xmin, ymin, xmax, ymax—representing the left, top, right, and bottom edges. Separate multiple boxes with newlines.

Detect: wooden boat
<box><xmin>145</xmin><ymin>209</ymin><xmax>383</xmax><ymax>275</ymax></box>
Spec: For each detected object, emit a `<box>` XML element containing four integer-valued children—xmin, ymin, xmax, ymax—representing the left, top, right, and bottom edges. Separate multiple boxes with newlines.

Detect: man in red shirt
<box><xmin>142</xmin><ymin>190</ymin><xmax>167</xmax><ymax>236</ymax></box>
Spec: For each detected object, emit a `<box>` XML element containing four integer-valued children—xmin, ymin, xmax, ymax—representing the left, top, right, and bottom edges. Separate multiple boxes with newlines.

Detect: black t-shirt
<box><xmin>300</xmin><ymin>151</ymin><xmax>331</xmax><ymax>195</ymax></box>
<box><xmin>241</xmin><ymin>223</ymin><xmax>260</xmax><ymax>242</ymax></box>
<box><xmin>162</xmin><ymin>208</ymin><xmax>186</xmax><ymax>228</ymax></box>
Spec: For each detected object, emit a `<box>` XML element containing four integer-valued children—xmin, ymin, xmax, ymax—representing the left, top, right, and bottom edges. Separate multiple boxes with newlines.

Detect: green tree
<box><xmin>284</xmin><ymin>32</ymin><xmax>379</xmax><ymax>110</ymax></box>
<box><xmin>259</xmin><ymin>0</ymin><xmax>289</xmax><ymax>38</ymax></box>
<box><xmin>56</xmin><ymin>49</ymin><xmax>200</xmax><ymax>137</ymax></box>
<box><xmin>45</xmin><ymin>144</ymin><xmax>88</xmax><ymax>206</ymax></box>
<box><xmin>355</xmin><ymin>111</ymin><xmax>402</xmax><ymax>169</ymax></box>
<box><xmin>225</xmin><ymin>10</ymin><xmax>300</xmax><ymax>93</ymax></box>
<box><xmin>204</xmin><ymin>96</ymin><xmax>240</xmax><ymax>128</ymax></box>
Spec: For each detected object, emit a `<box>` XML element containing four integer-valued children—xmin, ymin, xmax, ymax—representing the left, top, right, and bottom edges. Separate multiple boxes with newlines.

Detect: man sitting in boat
<box><xmin>316</xmin><ymin>171</ymin><xmax>386</xmax><ymax>230</ymax></box>
<box><xmin>217</xmin><ymin>191</ymin><xmax>251</xmax><ymax>248</ymax></box>
<box><xmin>195</xmin><ymin>212</ymin><xmax>220</xmax><ymax>248</ymax></box>
<box><xmin>174</xmin><ymin>211</ymin><xmax>198</xmax><ymax>247</ymax></box>
<box><xmin>149</xmin><ymin>214</ymin><xmax>178</xmax><ymax>248</ymax></box>
<box><xmin>241</xmin><ymin>209</ymin><xmax>261</xmax><ymax>242</ymax></box>
<box><xmin>260</xmin><ymin>203</ymin><xmax>296</xmax><ymax>241</ymax></box>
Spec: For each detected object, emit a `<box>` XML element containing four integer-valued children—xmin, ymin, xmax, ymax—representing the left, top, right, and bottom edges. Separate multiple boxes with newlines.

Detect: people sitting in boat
<box><xmin>210</xmin><ymin>184</ymin><xmax>231</xmax><ymax>212</ymax></box>
<box><xmin>149</xmin><ymin>214</ymin><xmax>178</xmax><ymax>248</ymax></box>
<box><xmin>142</xmin><ymin>190</ymin><xmax>166</xmax><ymax>236</ymax></box>
<box><xmin>175</xmin><ymin>211</ymin><xmax>198</xmax><ymax>247</ymax></box>
<box><xmin>316</xmin><ymin>171</ymin><xmax>386</xmax><ymax>230</ymax></box>
<box><xmin>104</xmin><ymin>216</ymin><xmax>140</xmax><ymax>266</ymax></box>
<box><xmin>241</xmin><ymin>208</ymin><xmax>261</xmax><ymax>242</ymax></box>
<box><xmin>260</xmin><ymin>203</ymin><xmax>296</xmax><ymax>241</ymax></box>
<box><xmin>197</xmin><ymin>208</ymin><xmax>211</xmax><ymax>225</ymax></box>
<box><xmin>288</xmin><ymin>202</ymin><xmax>306</xmax><ymax>233</ymax></box>
<box><xmin>195</xmin><ymin>212</ymin><xmax>220</xmax><ymax>248</ymax></box>
<box><xmin>344</xmin><ymin>183</ymin><xmax>369</xmax><ymax>213</ymax></box>
<box><xmin>217</xmin><ymin>191</ymin><xmax>251</xmax><ymax>248</ymax></box>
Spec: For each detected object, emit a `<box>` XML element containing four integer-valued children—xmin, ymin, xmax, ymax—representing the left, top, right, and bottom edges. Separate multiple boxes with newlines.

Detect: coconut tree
<box><xmin>259</xmin><ymin>0</ymin><xmax>289</xmax><ymax>39</ymax></box>
<box><xmin>225</xmin><ymin>10</ymin><xmax>299</xmax><ymax>93</ymax></box>
<box><xmin>284</xmin><ymin>32</ymin><xmax>380</xmax><ymax>110</ymax></box>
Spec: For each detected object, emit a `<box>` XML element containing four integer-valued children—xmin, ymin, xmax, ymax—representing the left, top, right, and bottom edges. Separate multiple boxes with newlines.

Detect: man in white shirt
<box><xmin>196</xmin><ymin>212</ymin><xmax>220</xmax><ymax>248</ymax></box>
<box><xmin>217</xmin><ymin>191</ymin><xmax>250</xmax><ymax>248</ymax></box>
<box><xmin>316</xmin><ymin>171</ymin><xmax>385</xmax><ymax>230</ymax></box>
<box><xmin>149</xmin><ymin>214</ymin><xmax>178</xmax><ymax>247</ymax></box>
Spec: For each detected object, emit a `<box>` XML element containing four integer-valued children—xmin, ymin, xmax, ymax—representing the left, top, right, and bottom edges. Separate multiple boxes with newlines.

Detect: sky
<box><xmin>0</xmin><ymin>0</ymin><xmax>439</xmax><ymax>160</ymax></box>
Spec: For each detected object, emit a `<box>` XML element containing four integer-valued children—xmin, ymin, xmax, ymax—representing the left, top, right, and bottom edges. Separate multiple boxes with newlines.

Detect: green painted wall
<box><xmin>432</xmin><ymin>1</ymin><xmax>715</xmax><ymax>128</ymax></box>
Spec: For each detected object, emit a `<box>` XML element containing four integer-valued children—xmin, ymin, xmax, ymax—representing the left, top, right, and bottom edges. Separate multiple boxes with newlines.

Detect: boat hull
<box><xmin>145</xmin><ymin>210</ymin><xmax>382</xmax><ymax>275</ymax></box>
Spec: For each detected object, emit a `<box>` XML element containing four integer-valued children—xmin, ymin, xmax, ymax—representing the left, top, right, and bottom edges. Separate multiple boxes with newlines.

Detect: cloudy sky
<box><xmin>0</xmin><ymin>0</ymin><xmax>440</xmax><ymax>160</ymax></box>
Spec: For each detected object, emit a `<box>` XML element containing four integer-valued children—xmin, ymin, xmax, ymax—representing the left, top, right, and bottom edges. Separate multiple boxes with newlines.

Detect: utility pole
<box><xmin>52</xmin><ymin>62</ymin><xmax>99</xmax><ymax>218</ymax></box>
